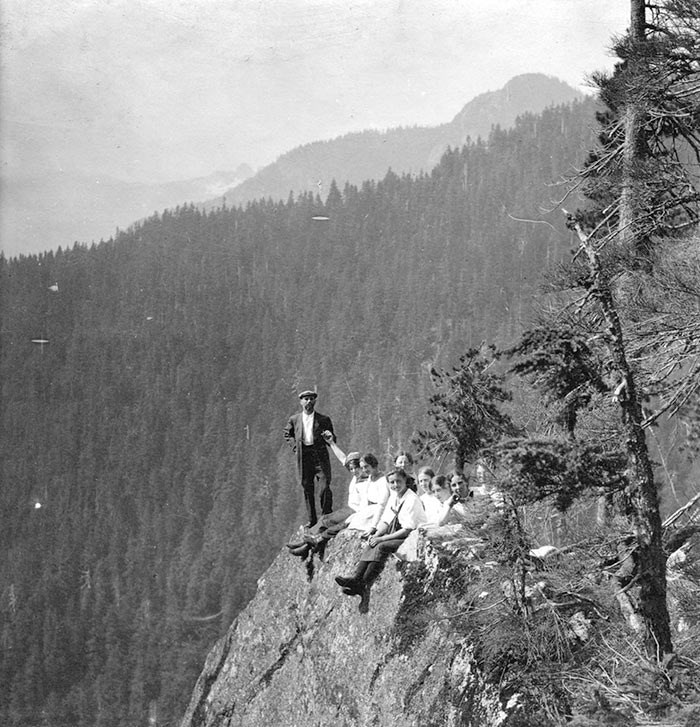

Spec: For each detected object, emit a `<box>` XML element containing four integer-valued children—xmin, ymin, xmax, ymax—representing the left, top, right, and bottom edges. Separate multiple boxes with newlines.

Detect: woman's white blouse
<box><xmin>380</xmin><ymin>488</ymin><xmax>427</xmax><ymax>530</ymax></box>
<box><xmin>345</xmin><ymin>475</ymin><xmax>390</xmax><ymax>530</ymax></box>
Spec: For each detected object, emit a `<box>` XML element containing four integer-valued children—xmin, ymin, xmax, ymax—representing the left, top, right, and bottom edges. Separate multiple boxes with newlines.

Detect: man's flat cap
<box><xmin>298</xmin><ymin>390</ymin><xmax>318</xmax><ymax>399</ymax></box>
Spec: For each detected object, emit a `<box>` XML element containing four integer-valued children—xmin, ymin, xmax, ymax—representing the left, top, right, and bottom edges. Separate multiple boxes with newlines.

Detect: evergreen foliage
<box><xmin>496</xmin><ymin>437</ymin><xmax>628</xmax><ymax>511</ymax></box>
<box><xmin>406</xmin><ymin>0</ymin><xmax>700</xmax><ymax>665</ymax></box>
<box><xmin>413</xmin><ymin>346</ymin><xmax>518</xmax><ymax>472</ymax></box>
<box><xmin>502</xmin><ymin>0</ymin><xmax>700</xmax><ymax>658</ymax></box>
<box><xmin>578</xmin><ymin>0</ymin><xmax>700</xmax><ymax>259</ymax></box>
<box><xmin>506</xmin><ymin>324</ymin><xmax>609</xmax><ymax>435</ymax></box>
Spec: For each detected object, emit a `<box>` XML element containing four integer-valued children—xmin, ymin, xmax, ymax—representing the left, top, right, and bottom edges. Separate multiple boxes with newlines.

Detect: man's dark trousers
<box><xmin>301</xmin><ymin>444</ymin><xmax>333</xmax><ymax>525</ymax></box>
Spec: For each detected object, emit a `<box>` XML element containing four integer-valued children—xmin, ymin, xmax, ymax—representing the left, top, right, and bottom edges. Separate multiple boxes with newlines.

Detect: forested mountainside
<box><xmin>216</xmin><ymin>74</ymin><xmax>582</xmax><ymax>209</ymax></box>
<box><xmin>0</xmin><ymin>97</ymin><xmax>643</xmax><ymax>727</ymax></box>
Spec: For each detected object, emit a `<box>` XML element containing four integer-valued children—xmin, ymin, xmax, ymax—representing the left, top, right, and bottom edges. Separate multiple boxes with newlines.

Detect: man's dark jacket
<box><xmin>283</xmin><ymin>411</ymin><xmax>335</xmax><ymax>485</ymax></box>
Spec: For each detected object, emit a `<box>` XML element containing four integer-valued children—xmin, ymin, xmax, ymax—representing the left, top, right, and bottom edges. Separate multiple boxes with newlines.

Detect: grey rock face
<box><xmin>180</xmin><ymin>529</ymin><xmax>506</xmax><ymax>727</ymax></box>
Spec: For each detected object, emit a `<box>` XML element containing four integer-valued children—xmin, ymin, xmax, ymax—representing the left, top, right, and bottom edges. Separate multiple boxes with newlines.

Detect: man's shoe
<box><xmin>286</xmin><ymin>541</ymin><xmax>305</xmax><ymax>550</ymax></box>
<box><xmin>335</xmin><ymin>575</ymin><xmax>358</xmax><ymax>588</ymax></box>
<box><xmin>290</xmin><ymin>544</ymin><xmax>311</xmax><ymax>557</ymax></box>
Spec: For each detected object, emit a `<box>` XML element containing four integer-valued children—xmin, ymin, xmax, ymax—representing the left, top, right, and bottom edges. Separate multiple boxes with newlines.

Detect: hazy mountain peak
<box><xmin>216</xmin><ymin>73</ymin><xmax>585</xmax><ymax>210</ymax></box>
<box><xmin>450</xmin><ymin>73</ymin><xmax>584</xmax><ymax>141</ymax></box>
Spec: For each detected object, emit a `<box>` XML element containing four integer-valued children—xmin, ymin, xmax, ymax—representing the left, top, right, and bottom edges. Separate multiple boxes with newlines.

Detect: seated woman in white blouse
<box><xmin>421</xmin><ymin>471</ymin><xmax>498</xmax><ymax>538</ymax></box>
<box><xmin>335</xmin><ymin>468</ymin><xmax>426</xmax><ymax>612</ymax></box>
<box><xmin>344</xmin><ymin>453</ymin><xmax>391</xmax><ymax>535</ymax></box>
<box><xmin>424</xmin><ymin>471</ymin><xmax>472</xmax><ymax>526</ymax></box>
<box><xmin>416</xmin><ymin>466</ymin><xmax>435</xmax><ymax>496</ymax></box>
<box><xmin>420</xmin><ymin>473</ymin><xmax>444</xmax><ymax>522</ymax></box>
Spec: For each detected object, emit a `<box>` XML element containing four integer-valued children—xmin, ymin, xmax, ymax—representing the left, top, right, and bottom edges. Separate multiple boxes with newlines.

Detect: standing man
<box><xmin>284</xmin><ymin>389</ymin><xmax>335</xmax><ymax>527</ymax></box>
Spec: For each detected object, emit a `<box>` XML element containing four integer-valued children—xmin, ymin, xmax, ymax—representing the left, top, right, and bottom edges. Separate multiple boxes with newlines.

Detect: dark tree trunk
<box><xmin>571</xmin><ymin>220</ymin><xmax>673</xmax><ymax>657</ymax></box>
<box><xmin>616</xmin><ymin>0</ymin><xmax>671</xmax><ymax>656</ymax></box>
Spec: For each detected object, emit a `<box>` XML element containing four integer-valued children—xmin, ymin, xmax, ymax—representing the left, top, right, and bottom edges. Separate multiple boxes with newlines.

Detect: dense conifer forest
<box><xmin>2</xmin><ymin>98</ymin><xmax>695</xmax><ymax>726</ymax></box>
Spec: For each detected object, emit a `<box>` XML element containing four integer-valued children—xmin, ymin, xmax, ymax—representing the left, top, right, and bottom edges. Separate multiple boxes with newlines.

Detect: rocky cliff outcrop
<box><xmin>180</xmin><ymin>517</ymin><xmax>700</xmax><ymax>727</ymax></box>
<box><xmin>179</xmin><ymin>527</ymin><xmax>511</xmax><ymax>727</ymax></box>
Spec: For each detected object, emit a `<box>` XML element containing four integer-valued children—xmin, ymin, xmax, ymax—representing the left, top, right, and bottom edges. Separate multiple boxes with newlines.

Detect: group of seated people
<box><xmin>287</xmin><ymin>444</ymin><xmax>490</xmax><ymax>612</ymax></box>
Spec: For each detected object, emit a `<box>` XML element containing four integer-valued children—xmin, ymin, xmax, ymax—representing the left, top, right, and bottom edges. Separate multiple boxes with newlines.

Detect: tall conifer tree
<box><xmin>564</xmin><ymin>0</ymin><xmax>700</xmax><ymax>656</ymax></box>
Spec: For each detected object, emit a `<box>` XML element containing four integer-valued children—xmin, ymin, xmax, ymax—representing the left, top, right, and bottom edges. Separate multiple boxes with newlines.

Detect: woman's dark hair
<box><xmin>387</xmin><ymin>467</ymin><xmax>408</xmax><ymax>482</ymax></box>
<box><xmin>430</xmin><ymin>474</ymin><xmax>447</xmax><ymax>493</ymax></box>
<box><xmin>418</xmin><ymin>466</ymin><xmax>435</xmax><ymax>479</ymax></box>
<box><xmin>447</xmin><ymin>469</ymin><xmax>470</xmax><ymax>483</ymax></box>
<box><xmin>394</xmin><ymin>450</ymin><xmax>414</xmax><ymax>465</ymax></box>
<box><xmin>361</xmin><ymin>453</ymin><xmax>379</xmax><ymax>469</ymax></box>
<box><xmin>387</xmin><ymin>468</ymin><xmax>417</xmax><ymax>492</ymax></box>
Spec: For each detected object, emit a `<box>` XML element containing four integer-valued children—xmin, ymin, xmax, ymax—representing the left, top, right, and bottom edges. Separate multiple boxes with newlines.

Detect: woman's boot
<box><xmin>335</xmin><ymin>561</ymin><xmax>368</xmax><ymax>590</ymax></box>
<box><xmin>358</xmin><ymin>561</ymin><xmax>384</xmax><ymax>613</ymax></box>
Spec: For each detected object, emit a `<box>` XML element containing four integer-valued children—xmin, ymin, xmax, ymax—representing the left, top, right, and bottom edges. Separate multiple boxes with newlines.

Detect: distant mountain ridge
<box><xmin>1</xmin><ymin>165</ymin><xmax>253</xmax><ymax>259</ymax></box>
<box><xmin>2</xmin><ymin>74</ymin><xmax>579</xmax><ymax>258</ymax></box>
<box><xmin>214</xmin><ymin>73</ymin><xmax>583</xmax><ymax>209</ymax></box>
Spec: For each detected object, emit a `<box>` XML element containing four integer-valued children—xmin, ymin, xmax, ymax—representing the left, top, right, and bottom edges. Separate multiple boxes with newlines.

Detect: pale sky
<box><xmin>1</xmin><ymin>0</ymin><xmax>630</xmax><ymax>184</ymax></box>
